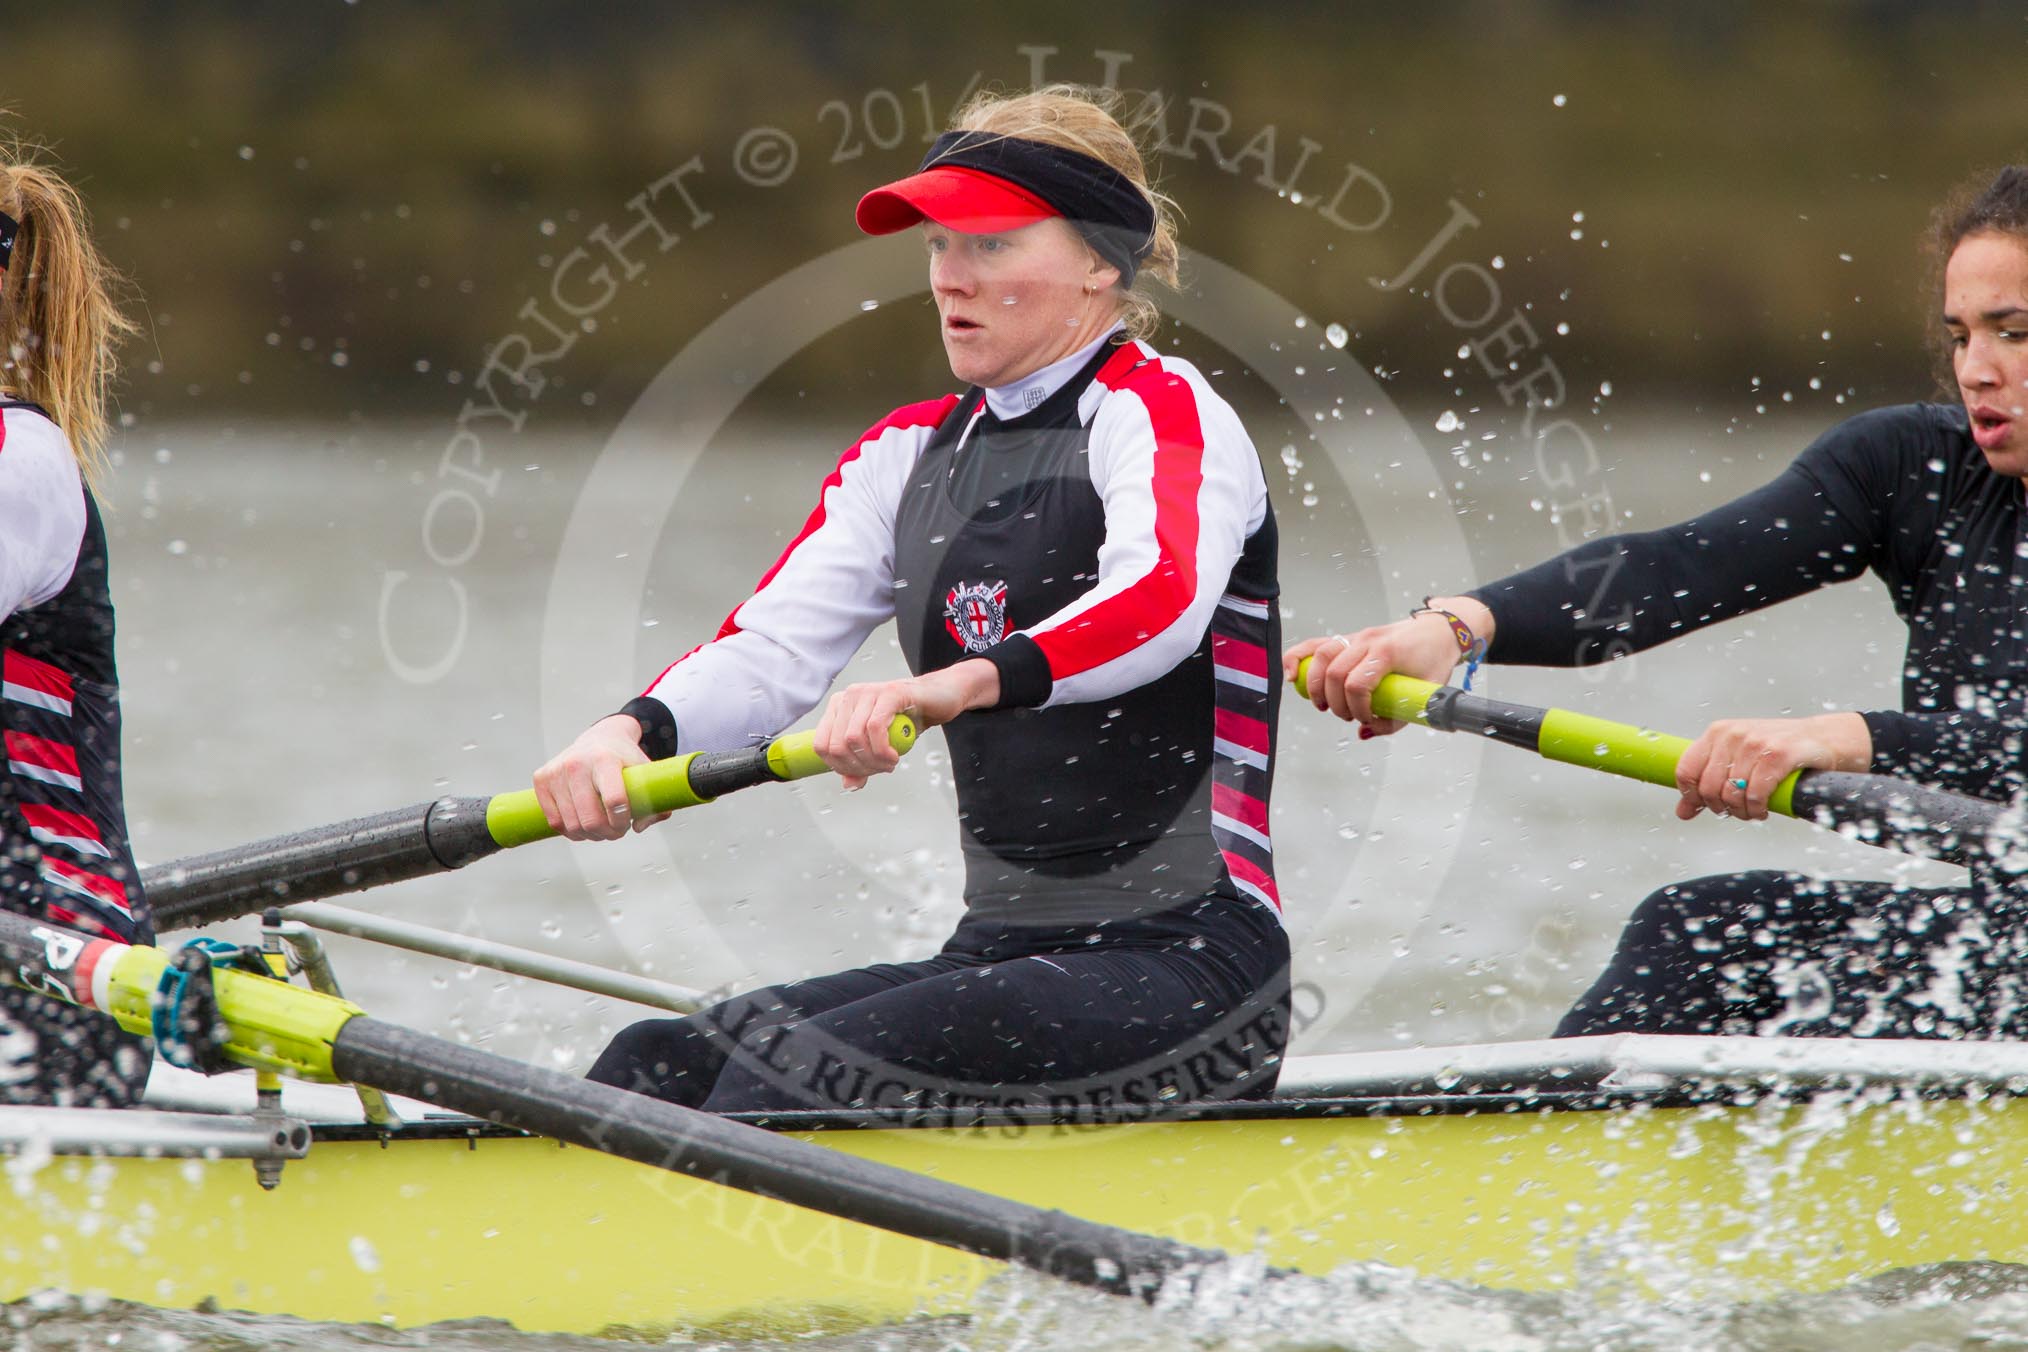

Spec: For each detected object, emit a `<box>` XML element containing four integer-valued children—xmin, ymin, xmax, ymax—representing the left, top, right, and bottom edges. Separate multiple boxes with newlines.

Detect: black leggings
<box><xmin>587</xmin><ymin>897</ymin><xmax>1292</xmax><ymax>1119</ymax></box>
<box><xmin>1557</xmin><ymin>869</ymin><xmax>2028</xmax><ymax>1039</ymax></box>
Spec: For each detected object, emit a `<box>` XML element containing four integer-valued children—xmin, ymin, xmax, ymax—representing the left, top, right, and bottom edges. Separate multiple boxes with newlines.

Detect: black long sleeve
<box><xmin>1466</xmin><ymin>404</ymin><xmax>2028</xmax><ymax>801</ymax></box>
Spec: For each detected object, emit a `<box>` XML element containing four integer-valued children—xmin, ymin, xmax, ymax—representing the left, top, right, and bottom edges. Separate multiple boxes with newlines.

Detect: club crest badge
<box><xmin>943</xmin><ymin>580</ymin><xmax>1009</xmax><ymax>653</ymax></box>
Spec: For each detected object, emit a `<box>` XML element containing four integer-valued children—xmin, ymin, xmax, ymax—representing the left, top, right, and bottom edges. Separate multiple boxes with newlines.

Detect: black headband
<box><xmin>920</xmin><ymin>131</ymin><xmax>1156</xmax><ymax>286</ymax></box>
<box><xmin>0</xmin><ymin>209</ymin><xmax>15</xmax><ymax>274</ymax></box>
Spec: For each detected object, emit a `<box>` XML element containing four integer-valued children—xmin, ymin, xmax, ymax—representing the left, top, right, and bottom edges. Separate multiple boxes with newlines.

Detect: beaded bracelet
<box><xmin>1410</xmin><ymin>597</ymin><xmax>1488</xmax><ymax>691</ymax></box>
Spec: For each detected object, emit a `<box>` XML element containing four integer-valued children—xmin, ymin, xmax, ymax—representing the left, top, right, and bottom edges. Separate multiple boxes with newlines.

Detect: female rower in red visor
<box><xmin>534</xmin><ymin>85</ymin><xmax>1289</xmax><ymax>1120</ymax></box>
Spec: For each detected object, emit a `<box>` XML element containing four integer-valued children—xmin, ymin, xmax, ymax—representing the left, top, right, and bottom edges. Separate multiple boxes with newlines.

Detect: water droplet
<box><xmin>1324</xmin><ymin>322</ymin><xmax>1349</xmax><ymax>349</ymax></box>
<box><xmin>859</xmin><ymin>299</ymin><xmax>880</xmax><ymax>312</ymax></box>
<box><xmin>1552</xmin><ymin>94</ymin><xmax>1568</xmax><ymax>107</ymax></box>
<box><xmin>1434</xmin><ymin>410</ymin><xmax>1463</xmax><ymax>433</ymax></box>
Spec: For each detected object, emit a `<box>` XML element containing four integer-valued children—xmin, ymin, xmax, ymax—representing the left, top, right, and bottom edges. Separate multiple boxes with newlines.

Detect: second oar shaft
<box><xmin>334</xmin><ymin>1019</ymin><xmax>1218</xmax><ymax>1298</ymax></box>
<box><xmin>146</xmin><ymin>796</ymin><xmax>494</xmax><ymax>933</ymax></box>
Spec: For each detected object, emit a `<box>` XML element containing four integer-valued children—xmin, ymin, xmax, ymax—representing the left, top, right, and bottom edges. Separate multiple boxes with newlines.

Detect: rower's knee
<box><xmin>586</xmin><ymin>1017</ymin><xmax>716</xmax><ymax>1106</ymax></box>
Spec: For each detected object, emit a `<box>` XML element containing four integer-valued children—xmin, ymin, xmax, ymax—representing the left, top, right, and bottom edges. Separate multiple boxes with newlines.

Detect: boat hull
<box><xmin>3</xmin><ymin>1086</ymin><xmax>2023</xmax><ymax>1336</ymax></box>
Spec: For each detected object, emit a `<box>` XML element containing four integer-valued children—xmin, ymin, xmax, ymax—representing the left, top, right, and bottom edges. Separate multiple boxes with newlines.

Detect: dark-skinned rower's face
<box><xmin>1946</xmin><ymin>230</ymin><xmax>2028</xmax><ymax>478</ymax></box>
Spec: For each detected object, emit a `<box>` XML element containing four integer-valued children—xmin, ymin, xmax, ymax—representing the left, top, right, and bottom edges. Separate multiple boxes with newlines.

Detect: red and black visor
<box><xmin>856</xmin><ymin>131</ymin><xmax>1157</xmax><ymax>285</ymax></box>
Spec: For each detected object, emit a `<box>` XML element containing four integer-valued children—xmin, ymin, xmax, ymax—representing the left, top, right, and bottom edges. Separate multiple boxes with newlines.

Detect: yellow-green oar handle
<box><xmin>1289</xmin><ymin>657</ymin><xmax>1804</xmax><ymax>815</ymax></box>
<box><xmin>1291</xmin><ymin>656</ymin><xmax>1441</xmax><ymax>723</ymax></box>
<box><xmin>486</xmin><ymin>715</ymin><xmax>918</xmax><ymax>847</ymax></box>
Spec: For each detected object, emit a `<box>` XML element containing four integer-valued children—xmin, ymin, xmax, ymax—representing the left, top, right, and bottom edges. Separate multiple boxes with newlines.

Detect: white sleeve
<box><xmin>639</xmin><ymin>401</ymin><xmax>949</xmax><ymax>753</ymax></box>
<box><xmin>1020</xmin><ymin>354</ymin><xmax>1267</xmax><ymax>708</ymax></box>
<box><xmin>0</xmin><ymin>412</ymin><xmax>86</xmax><ymax>619</ymax></box>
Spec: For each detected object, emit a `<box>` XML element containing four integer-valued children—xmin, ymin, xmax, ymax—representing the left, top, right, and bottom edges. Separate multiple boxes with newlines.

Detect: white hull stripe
<box><xmin>1</xmin><ymin>681</ymin><xmax>70</xmax><ymax>716</ymax></box>
<box><xmin>9</xmin><ymin>761</ymin><xmax>82</xmax><ymax>792</ymax></box>
<box><xmin>1231</xmin><ymin>875</ymin><xmax>1279</xmax><ymax>911</ymax></box>
<box><xmin>1213</xmin><ymin>665</ymin><xmax>1269</xmax><ymax>693</ymax></box>
<box><xmin>1216</xmin><ymin>594</ymin><xmax>1271</xmax><ymax>619</ymax></box>
<box><xmin>1212</xmin><ymin>811</ymin><xmax>1272</xmax><ymax>853</ymax></box>
<box><xmin>1212</xmin><ymin>736</ymin><xmax>1269</xmax><ymax>772</ymax></box>
<box><xmin>26</xmin><ymin>826</ymin><xmax>110</xmax><ymax>858</ymax></box>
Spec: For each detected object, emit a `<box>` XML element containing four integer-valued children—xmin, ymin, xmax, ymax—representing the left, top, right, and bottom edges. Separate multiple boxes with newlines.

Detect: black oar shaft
<box><xmin>0</xmin><ymin>905</ymin><xmax>1226</xmax><ymax>1302</ymax></box>
<box><xmin>1417</xmin><ymin>684</ymin><xmax>1544</xmax><ymax>752</ymax></box>
<box><xmin>333</xmin><ymin>1019</ymin><xmax>1215</xmax><ymax>1297</ymax></box>
<box><xmin>144</xmin><ymin>719</ymin><xmax>917</xmax><ymax>932</ymax></box>
<box><xmin>1786</xmin><ymin>771</ymin><xmax>2006</xmax><ymax>861</ymax></box>
<box><xmin>146</xmin><ymin>796</ymin><xmax>494</xmax><ymax>932</ymax></box>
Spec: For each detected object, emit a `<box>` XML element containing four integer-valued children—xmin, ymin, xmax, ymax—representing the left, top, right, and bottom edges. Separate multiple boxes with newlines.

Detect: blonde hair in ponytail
<box><xmin>0</xmin><ymin>148</ymin><xmax>138</xmax><ymax>493</ymax></box>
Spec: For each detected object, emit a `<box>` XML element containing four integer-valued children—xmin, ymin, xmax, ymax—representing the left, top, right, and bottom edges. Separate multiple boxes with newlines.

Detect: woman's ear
<box><xmin>1085</xmin><ymin>256</ymin><xmax>1122</xmax><ymax>295</ymax></box>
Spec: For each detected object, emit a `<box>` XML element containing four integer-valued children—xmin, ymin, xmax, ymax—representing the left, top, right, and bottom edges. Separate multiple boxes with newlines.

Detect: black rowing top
<box><xmin>1472</xmin><ymin>402</ymin><xmax>2028</xmax><ymax>802</ymax></box>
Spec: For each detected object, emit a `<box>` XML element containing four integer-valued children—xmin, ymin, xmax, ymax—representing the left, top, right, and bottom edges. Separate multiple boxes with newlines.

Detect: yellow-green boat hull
<box><xmin>4</xmin><ymin>1089</ymin><xmax>2022</xmax><ymax>1336</ymax></box>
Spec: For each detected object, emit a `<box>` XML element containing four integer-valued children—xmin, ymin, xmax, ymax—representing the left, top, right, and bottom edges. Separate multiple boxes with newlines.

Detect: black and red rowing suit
<box><xmin>590</xmin><ymin>333</ymin><xmax>1292</xmax><ymax>1119</ymax></box>
<box><xmin>0</xmin><ymin>401</ymin><xmax>151</xmax><ymax>1104</ymax></box>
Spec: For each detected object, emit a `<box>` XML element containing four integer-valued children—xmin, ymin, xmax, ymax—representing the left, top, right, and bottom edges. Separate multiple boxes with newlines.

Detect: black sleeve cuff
<box><xmin>1859</xmin><ymin>709</ymin><xmax>1918</xmax><ymax>777</ymax></box>
<box><xmin>980</xmin><ymin>634</ymin><xmax>1053</xmax><ymax>709</ymax></box>
<box><xmin>1460</xmin><ymin>587</ymin><xmax>1510</xmax><ymax>663</ymax></box>
<box><xmin>619</xmin><ymin>696</ymin><xmax>680</xmax><ymax>760</ymax></box>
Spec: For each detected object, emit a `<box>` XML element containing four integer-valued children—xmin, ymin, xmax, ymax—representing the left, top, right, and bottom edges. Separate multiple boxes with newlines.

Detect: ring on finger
<box><xmin>1729</xmin><ymin>777</ymin><xmax>1750</xmax><ymax>791</ymax></box>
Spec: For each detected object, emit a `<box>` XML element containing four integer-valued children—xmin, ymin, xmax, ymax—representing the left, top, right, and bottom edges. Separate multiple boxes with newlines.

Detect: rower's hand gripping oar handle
<box><xmin>146</xmin><ymin>716</ymin><xmax>919</xmax><ymax>929</ymax></box>
<box><xmin>1293</xmin><ymin>656</ymin><xmax>1808</xmax><ymax>813</ymax></box>
<box><xmin>1290</xmin><ymin>657</ymin><xmax>2001</xmax><ymax>862</ymax></box>
<box><xmin>485</xmin><ymin>715</ymin><xmax>918</xmax><ymax>847</ymax></box>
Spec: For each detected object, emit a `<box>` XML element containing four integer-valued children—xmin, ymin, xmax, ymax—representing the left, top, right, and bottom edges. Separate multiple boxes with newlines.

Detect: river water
<box><xmin>64</xmin><ymin>400</ymin><xmax>1988</xmax><ymax>1349</ymax></box>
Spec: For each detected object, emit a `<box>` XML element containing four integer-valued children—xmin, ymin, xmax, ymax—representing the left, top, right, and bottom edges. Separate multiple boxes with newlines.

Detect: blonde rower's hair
<box><xmin>952</xmin><ymin>84</ymin><xmax>1180</xmax><ymax>341</ymax></box>
<box><xmin>0</xmin><ymin>146</ymin><xmax>138</xmax><ymax>493</ymax></box>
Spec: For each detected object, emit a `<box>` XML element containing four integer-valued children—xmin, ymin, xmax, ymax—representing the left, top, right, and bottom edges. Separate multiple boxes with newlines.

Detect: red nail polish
<box><xmin>1358</xmin><ymin>725</ymin><xmax>1375</xmax><ymax>741</ymax></box>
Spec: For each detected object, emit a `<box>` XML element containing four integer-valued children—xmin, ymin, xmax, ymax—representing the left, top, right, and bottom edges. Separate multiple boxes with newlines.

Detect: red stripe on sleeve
<box><xmin>1213</xmin><ymin>708</ymin><xmax>1270</xmax><ymax>755</ymax></box>
<box><xmin>1211</xmin><ymin>781</ymin><xmax>1270</xmax><ymax>835</ymax></box>
<box><xmin>640</xmin><ymin>395</ymin><xmax>958</xmax><ymax>697</ymax></box>
<box><xmin>47</xmin><ymin>905</ymin><xmax>121</xmax><ymax>940</ymax></box>
<box><xmin>1210</xmin><ymin>633</ymin><xmax>1267</xmax><ymax>678</ymax></box>
<box><xmin>20</xmin><ymin>803</ymin><xmax>104</xmax><ymax>844</ymax></box>
<box><xmin>40</xmin><ymin>858</ymin><xmax>131</xmax><ymax>915</ymax></box>
<box><xmin>2</xmin><ymin>650</ymin><xmax>73</xmax><ymax>701</ymax></box>
<box><xmin>1031</xmin><ymin>359</ymin><xmax>1206</xmax><ymax>680</ymax></box>
<box><xmin>1222</xmin><ymin>852</ymin><xmax>1282</xmax><ymax>909</ymax></box>
<box><xmin>4</xmin><ymin>731</ymin><xmax>79</xmax><ymax>777</ymax></box>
